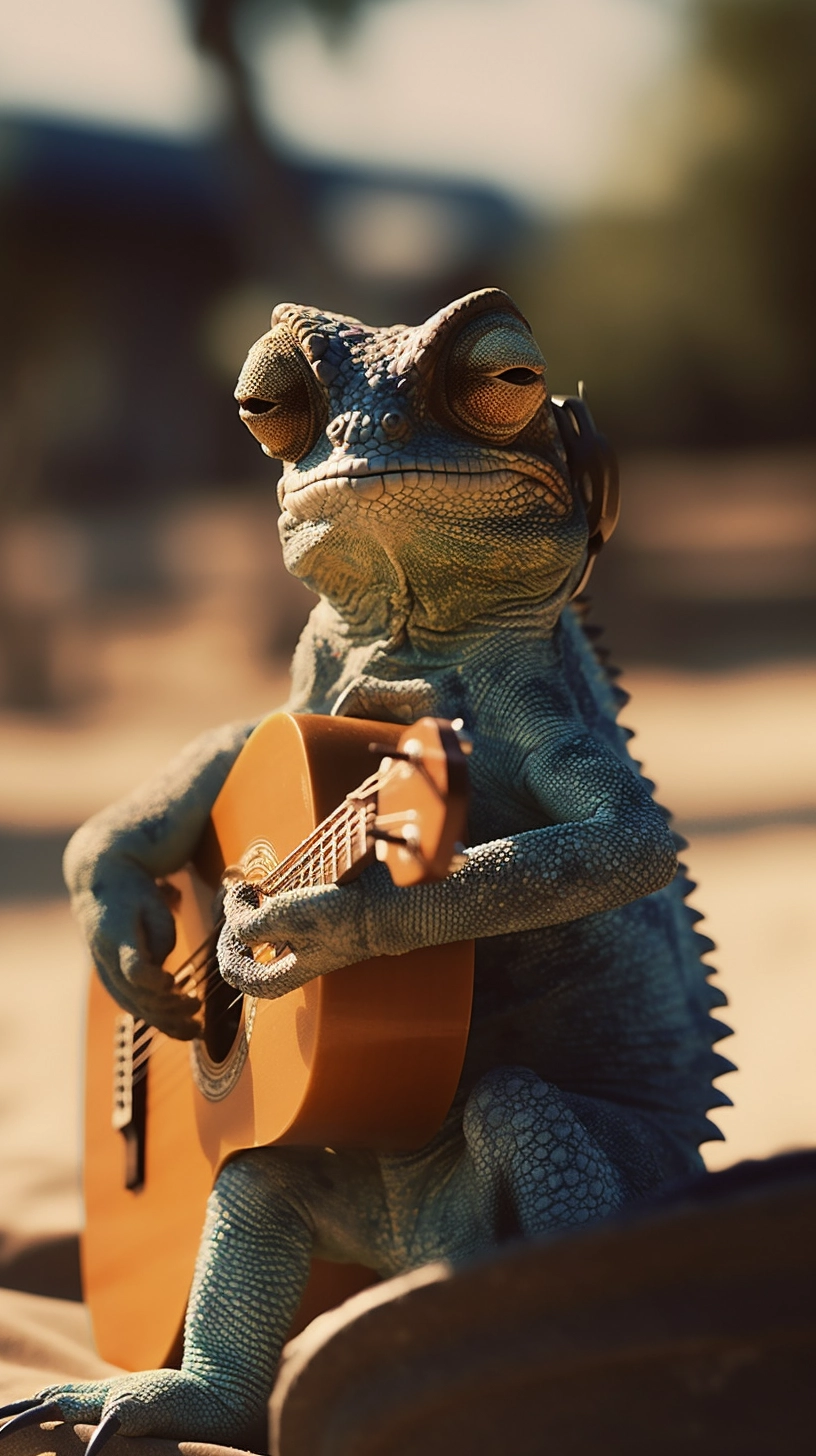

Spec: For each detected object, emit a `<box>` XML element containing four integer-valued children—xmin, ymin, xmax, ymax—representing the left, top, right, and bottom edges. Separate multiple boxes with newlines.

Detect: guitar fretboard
<box><xmin>257</xmin><ymin>788</ymin><xmax>375</xmax><ymax>897</ymax></box>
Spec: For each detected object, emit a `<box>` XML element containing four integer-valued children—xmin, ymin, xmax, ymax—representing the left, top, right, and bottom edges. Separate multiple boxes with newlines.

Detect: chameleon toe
<box><xmin>0</xmin><ymin>1401</ymin><xmax>50</xmax><ymax>1421</ymax></box>
<box><xmin>84</xmin><ymin>1414</ymin><xmax>121</xmax><ymax>1456</ymax></box>
<box><xmin>0</xmin><ymin>1403</ymin><xmax>63</xmax><ymax>1439</ymax></box>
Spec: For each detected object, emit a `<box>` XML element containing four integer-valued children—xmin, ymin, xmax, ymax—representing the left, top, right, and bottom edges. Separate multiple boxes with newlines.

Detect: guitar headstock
<box><xmin>373</xmin><ymin>718</ymin><xmax>470</xmax><ymax>887</ymax></box>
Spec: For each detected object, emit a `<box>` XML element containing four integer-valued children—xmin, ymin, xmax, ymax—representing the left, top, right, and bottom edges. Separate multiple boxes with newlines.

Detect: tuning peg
<box><xmin>449</xmin><ymin>718</ymin><xmax>473</xmax><ymax>755</ymax></box>
<box><xmin>369</xmin><ymin>741</ymin><xmax>408</xmax><ymax>760</ymax></box>
<box><xmin>368</xmin><ymin>740</ymin><xmax>423</xmax><ymax>763</ymax></box>
<box><xmin>372</xmin><ymin>824</ymin><xmax>421</xmax><ymax>862</ymax></box>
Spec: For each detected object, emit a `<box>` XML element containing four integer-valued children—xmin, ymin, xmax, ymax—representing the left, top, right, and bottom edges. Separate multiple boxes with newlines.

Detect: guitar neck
<box><xmin>257</xmin><ymin>783</ymin><xmax>376</xmax><ymax>896</ymax></box>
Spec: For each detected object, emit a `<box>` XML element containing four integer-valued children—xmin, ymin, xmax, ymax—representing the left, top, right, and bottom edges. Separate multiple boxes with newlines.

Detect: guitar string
<box><xmin>127</xmin><ymin>850</ymin><xmax>337</xmax><ymax>1081</ymax></box>
<box><xmin>129</xmin><ymin>796</ymin><xmax>364</xmax><ymax>1045</ymax></box>
<box><xmin>126</xmin><ymin>838</ymin><xmax>327</xmax><ymax>1081</ymax></box>
<box><xmin>124</xmin><ymin>794</ymin><xmax>373</xmax><ymax>1082</ymax></box>
<box><xmin>174</xmin><ymin>796</ymin><xmax>369</xmax><ymax>1000</ymax></box>
<box><xmin>120</xmin><ymin>750</ymin><xmax>448</xmax><ymax>1115</ymax></box>
<box><xmin>124</xmin><ymin>754</ymin><xmax>413</xmax><ymax>1097</ymax></box>
<box><xmin>126</xmin><ymin>861</ymin><xmax>332</xmax><ymax>1078</ymax></box>
<box><xmin>131</xmin><ymin>821</ymin><xmax>381</xmax><ymax>1099</ymax></box>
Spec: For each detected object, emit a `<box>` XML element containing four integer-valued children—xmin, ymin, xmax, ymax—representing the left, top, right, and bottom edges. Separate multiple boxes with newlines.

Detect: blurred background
<box><xmin>0</xmin><ymin>0</ymin><xmax>813</xmax><ymax>1288</ymax></box>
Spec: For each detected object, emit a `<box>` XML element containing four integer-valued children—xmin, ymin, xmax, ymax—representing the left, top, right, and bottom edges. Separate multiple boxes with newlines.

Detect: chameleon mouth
<box><xmin>280</xmin><ymin>455</ymin><xmax>573</xmax><ymax>516</ymax></box>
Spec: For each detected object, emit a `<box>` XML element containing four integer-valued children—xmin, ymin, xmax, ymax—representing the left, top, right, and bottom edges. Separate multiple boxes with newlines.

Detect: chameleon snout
<box><xmin>325</xmin><ymin>406</ymin><xmax>411</xmax><ymax>451</ymax></box>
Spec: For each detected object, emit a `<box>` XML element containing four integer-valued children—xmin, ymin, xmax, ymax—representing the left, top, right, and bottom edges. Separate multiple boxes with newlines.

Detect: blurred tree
<box><xmin>183</xmin><ymin>0</ymin><xmax>389</xmax><ymax>294</ymax></box>
<box><xmin>514</xmin><ymin>0</ymin><xmax>816</xmax><ymax>447</ymax></box>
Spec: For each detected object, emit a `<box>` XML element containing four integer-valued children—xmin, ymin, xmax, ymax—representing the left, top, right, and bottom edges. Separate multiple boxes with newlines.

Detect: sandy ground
<box><xmin>0</xmin><ymin>610</ymin><xmax>813</xmax><ymax>1239</ymax></box>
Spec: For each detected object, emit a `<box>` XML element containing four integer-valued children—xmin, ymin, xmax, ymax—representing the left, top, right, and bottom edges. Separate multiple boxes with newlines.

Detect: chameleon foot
<box><xmin>1</xmin><ymin>1371</ymin><xmax>262</xmax><ymax>1447</ymax></box>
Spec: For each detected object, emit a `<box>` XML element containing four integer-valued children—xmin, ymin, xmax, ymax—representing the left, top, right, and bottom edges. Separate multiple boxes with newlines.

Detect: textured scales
<box><xmin>31</xmin><ymin>288</ymin><xmax>733</xmax><ymax>1446</ymax></box>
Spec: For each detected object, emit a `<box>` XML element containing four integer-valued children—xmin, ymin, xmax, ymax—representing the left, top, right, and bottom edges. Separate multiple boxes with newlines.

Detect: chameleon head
<box><xmin>235</xmin><ymin>288</ymin><xmax>589</xmax><ymax>637</ymax></box>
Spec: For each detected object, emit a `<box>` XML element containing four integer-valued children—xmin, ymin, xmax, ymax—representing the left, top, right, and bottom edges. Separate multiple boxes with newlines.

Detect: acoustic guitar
<box><xmin>83</xmin><ymin>712</ymin><xmax>474</xmax><ymax>1371</ymax></box>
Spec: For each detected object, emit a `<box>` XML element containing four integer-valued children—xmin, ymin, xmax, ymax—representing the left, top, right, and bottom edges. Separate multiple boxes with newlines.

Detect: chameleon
<box><xmin>0</xmin><ymin>288</ymin><xmax>732</xmax><ymax>1451</ymax></box>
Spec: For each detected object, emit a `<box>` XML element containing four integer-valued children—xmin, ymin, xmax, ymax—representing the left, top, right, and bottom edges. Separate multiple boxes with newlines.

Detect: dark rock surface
<box><xmin>272</xmin><ymin>1153</ymin><xmax>816</xmax><ymax>1456</ymax></box>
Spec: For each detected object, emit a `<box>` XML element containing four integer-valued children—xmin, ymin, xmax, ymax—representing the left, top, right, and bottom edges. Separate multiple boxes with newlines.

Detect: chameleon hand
<box><xmin>69</xmin><ymin>856</ymin><xmax>201</xmax><ymax>1040</ymax></box>
<box><xmin>217</xmin><ymin>876</ymin><xmax>372</xmax><ymax>998</ymax></box>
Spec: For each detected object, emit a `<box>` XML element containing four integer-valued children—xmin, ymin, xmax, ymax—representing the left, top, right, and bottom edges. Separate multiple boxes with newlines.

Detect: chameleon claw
<box><xmin>84</xmin><ymin>1413</ymin><xmax>121</xmax><ymax>1456</ymax></box>
<box><xmin>0</xmin><ymin>1402</ymin><xmax>63</xmax><ymax>1438</ymax></box>
<box><xmin>0</xmin><ymin>1401</ymin><xmax>47</xmax><ymax>1420</ymax></box>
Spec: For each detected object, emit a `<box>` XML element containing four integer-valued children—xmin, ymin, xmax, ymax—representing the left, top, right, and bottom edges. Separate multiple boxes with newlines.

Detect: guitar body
<box><xmin>83</xmin><ymin>713</ymin><xmax>474</xmax><ymax>1370</ymax></box>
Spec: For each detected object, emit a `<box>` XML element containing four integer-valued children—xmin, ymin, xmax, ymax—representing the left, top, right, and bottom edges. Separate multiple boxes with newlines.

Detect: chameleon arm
<box><xmin>219</xmin><ymin>733</ymin><xmax>678</xmax><ymax>997</ymax></box>
<box><xmin>64</xmin><ymin>718</ymin><xmax>259</xmax><ymax>1037</ymax></box>
<box><xmin>372</xmin><ymin>737</ymin><xmax>679</xmax><ymax>952</ymax></box>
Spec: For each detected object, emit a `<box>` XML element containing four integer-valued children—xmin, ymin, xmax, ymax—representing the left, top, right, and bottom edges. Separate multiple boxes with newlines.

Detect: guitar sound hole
<box><xmin>202</xmin><ymin>960</ymin><xmax>244</xmax><ymax>1065</ymax></box>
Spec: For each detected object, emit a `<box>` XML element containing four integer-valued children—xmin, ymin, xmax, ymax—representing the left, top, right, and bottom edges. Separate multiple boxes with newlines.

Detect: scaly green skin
<box><xmin>18</xmin><ymin>290</ymin><xmax>732</xmax><ymax>1448</ymax></box>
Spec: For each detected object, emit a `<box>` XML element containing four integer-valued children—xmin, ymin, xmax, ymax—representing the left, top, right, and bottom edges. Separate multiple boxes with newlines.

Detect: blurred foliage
<box><xmin>514</xmin><ymin>0</ymin><xmax>816</xmax><ymax>447</ymax></box>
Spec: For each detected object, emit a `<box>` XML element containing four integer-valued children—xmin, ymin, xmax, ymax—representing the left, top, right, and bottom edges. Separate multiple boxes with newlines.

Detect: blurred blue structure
<box><xmin>0</xmin><ymin>112</ymin><xmax>525</xmax><ymax>511</ymax></box>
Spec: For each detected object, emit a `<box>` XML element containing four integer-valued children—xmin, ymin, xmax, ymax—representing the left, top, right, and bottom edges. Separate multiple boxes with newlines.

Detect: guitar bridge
<box><xmin>112</xmin><ymin>1013</ymin><xmax>149</xmax><ymax>1191</ymax></box>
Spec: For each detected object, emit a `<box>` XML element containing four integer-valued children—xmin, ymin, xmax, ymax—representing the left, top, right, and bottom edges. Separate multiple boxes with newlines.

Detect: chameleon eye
<box><xmin>433</xmin><ymin>312</ymin><xmax>547</xmax><ymax>442</ymax></box>
<box><xmin>235</xmin><ymin>322</ymin><xmax>327</xmax><ymax>462</ymax></box>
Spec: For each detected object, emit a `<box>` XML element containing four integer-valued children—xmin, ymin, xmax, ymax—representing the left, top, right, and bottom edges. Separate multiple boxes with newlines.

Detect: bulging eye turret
<box><xmin>431</xmin><ymin>311</ymin><xmax>547</xmax><ymax>443</ymax></box>
<box><xmin>235</xmin><ymin>322</ymin><xmax>327</xmax><ymax>462</ymax></box>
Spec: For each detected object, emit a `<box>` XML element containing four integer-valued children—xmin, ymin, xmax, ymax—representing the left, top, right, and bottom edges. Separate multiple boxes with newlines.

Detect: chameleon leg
<box><xmin>17</xmin><ymin>1151</ymin><xmax>312</xmax><ymax>1447</ymax></box>
<box><xmin>177</xmin><ymin>1149</ymin><xmax>313</xmax><ymax>1436</ymax></box>
<box><xmin>373</xmin><ymin>1070</ymin><xmax>630</xmax><ymax>1275</ymax></box>
<box><xmin>462</xmin><ymin>1066</ymin><xmax>628</xmax><ymax>1237</ymax></box>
